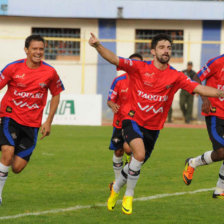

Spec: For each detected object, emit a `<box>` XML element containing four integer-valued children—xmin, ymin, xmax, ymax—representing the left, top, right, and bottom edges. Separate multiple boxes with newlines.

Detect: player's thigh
<box><xmin>122</xmin><ymin>119</ymin><xmax>145</xmax><ymax>161</ymax></box>
<box><xmin>109</xmin><ymin>127</ymin><xmax>124</xmax><ymax>151</ymax></box>
<box><xmin>14</xmin><ymin>126</ymin><xmax>39</xmax><ymax>166</ymax></box>
<box><xmin>142</xmin><ymin>128</ymin><xmax>160</xmax><ymax>163</ymax></box>
<box><xmin>205</xmin><ymin>116</ymin><xmax>224</xmax><ymax>151</ymax></box>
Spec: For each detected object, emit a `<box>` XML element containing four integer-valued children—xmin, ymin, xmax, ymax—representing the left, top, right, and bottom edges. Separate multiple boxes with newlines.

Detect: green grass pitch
<box><xmin>0</xmin><ymin>125</ymin><xmax>223</xmax><ymax>224</ymax></box>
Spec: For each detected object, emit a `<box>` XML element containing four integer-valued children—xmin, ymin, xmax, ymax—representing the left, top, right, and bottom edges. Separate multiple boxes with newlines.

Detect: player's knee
<box><xmin>212</xmin><ymin>148</ymin><xmax>224</xmax><ymax>161</ymax></box>
<box><xmin>11</xmin><ymin>166</ymin><xmax>23</xmax><ymax>174</ymax></box>
<box><xmin>115</xmin><ymin>149</ymin><xmax>124</xmax><ymax>157</ymax></box>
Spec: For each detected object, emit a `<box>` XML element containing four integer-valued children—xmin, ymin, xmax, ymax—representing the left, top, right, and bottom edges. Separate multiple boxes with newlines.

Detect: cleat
<box><xmin>213</xmin><ymin>192</ymin><xmax>224</xmax><ymax>200</ymax></box>
<box><xmin>122</xmin><ymin>196</ymin><xmax>133</xmax><ymax>215</ymax></box>
<box><xmin>107</xmin><ymin>187</ymin><xmax>119</xmax><ymax>211</ymax></box>
<box><xmin>183</xmin><ymin>158</ymin><xmax>195</xmax><ymax>185</ymax></box>
<box><xmin>108</xmin><ymin>181</ymin><xmax>115</xmax><ymax>192</ymax></box>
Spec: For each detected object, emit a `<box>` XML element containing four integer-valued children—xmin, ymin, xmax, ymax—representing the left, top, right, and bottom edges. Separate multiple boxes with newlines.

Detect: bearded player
<box><xmin>89</xmin><ymin>32</ymin><xmax>224</xmax><ymax>215</ymax></box>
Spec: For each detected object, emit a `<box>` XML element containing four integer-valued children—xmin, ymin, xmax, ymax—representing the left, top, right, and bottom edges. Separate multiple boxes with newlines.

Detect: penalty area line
<box><xmin>0</xmin><ymin>187</ymin><xmax>215</xmax><ymax>220</ymax></box>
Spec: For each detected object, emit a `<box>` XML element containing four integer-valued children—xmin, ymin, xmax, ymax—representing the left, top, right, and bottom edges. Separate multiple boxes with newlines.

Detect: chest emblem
<box><xmin>39</xmin><ymin>83</ymin><xmax>47</xmax><ymax>88</ymax></box>
<box><xmin>15</xmin><ymin>74</ymin><xmax>26</xmax><ymax>79</ymax></box>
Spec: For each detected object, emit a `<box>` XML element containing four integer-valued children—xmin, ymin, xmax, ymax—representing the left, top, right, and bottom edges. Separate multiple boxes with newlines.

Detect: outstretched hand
<box><xmin>201</xmin><ymin>97</ymin><xmax>211</xmax><ymax>114</ymax></box>
<box><xmin>89</xmin><ymin>33</ymin><xmax>100</xmax><ymax>48</ymax></box>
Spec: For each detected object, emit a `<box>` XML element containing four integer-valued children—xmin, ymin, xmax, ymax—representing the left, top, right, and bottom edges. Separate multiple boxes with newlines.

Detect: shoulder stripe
<box><xmin>110</xmin><ymin>75</ymin><xmax>127</xmax><ymax>91</ymax></box>
<box><xmin>1</xmin><ymin>59</ymin><xmax>25</xmax><ymax>73</ymax></box>
<box><xmin>42</xmin><ymin>61</ymin><xmax>54</xmax><ymax>68</ymax></box>
<box><xmin>198</xmin><ymin>54</ymin><xmax>224</xmax><ymax>78</ymax></box>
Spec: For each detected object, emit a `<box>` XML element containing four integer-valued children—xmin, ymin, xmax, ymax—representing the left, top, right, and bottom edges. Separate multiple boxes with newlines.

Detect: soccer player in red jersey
<box><xmin>89</xmin><ymin>32</ymin><xmax>224</xmax><ymax>214</ymax></box>
<box><xmin>107</xmin><ymin>53</ymin><xmax>143</xmax><ymax>188</ymax></box>
<box><xmin>183</xmin><ymin>55</ymin><xmax>224</xmax><ymax>199</ymax></box>
<box><xmin>0</xmin><ymin>35</ymin><xmax>64</xmax><ymax>205</ymax></box>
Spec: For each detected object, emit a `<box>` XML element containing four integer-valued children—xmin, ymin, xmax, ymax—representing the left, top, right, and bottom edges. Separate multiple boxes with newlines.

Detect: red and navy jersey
<box><xmin>0</xmin><ymin>59</ymin><xmax>64</xmax><ymax>127</ymax></box>
<box><xmin>118</xmin><ymin>57</ymin><xmax>199</xmax><ymax>130</ymax></box>
<box><xmin>197</xmin><ymin>54</ymin><xmax>224</xmax><ymax>119</ymax></box>
<box><xmin>108</xmin><ymin>73</ymin><xmax>129</xmax><ymax>128</ymax></box>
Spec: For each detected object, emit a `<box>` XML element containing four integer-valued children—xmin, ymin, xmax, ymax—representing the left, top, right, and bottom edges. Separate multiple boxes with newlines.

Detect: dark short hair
<box><xmin>25</xmin><ymin>34</ymin><xmax>45</xmax><ymax>49</ymax></box>
<box><xmin>187</xmin><ymin>61</ymin><xmax>193</xmax><ymax>66</ymax></box>
<box><xmin>151</xmin><ymin>34</ymin><xmax>172</xmax><ymax>49</ymax></box>
<box><xmin>129</xmin><ymin>53</ymin><xmax>143</xmax><ymax>61</ymax></box>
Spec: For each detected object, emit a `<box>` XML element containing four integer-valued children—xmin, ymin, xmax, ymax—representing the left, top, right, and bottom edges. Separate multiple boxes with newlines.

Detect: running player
<box><xmin>183</xmin><ymin>54</ymin><xmax>224</xmax><ymax>199</ymax></box>
<box><xmin>108</xmin><ymin>53</ymin><xmax>143</xmax><ymax>187</ymax></box>
<box><xmin>89</xmin><ymin>33</ymin><xmax>224</xmax><ymax>214</ymax></box>
<box><xmin>0</xmin><ymin>34</ymin><xmax>64</xmax><ymax>205</ymax></box>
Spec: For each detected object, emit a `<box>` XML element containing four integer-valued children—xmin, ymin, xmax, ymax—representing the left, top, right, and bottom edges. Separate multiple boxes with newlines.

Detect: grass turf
<box><xmin>0</xmin><ymin>126</ymin><xmax>222</xmax><ymax>224</ymax></box>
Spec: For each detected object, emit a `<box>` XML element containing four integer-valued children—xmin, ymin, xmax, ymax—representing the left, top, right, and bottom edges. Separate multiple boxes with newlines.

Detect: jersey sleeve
<box><xmin>49</xmin><ymin>70</ymin><xmax>65</xmax><ymax>96</ymax></box>
<box><xmin>197</xmin><ymin>58</ymin><xmax>217</xmax><ymax>82</ymax></box>
<box><xmin>0</xmin><ymin>65</ymin><xmax>13</xmax><ymax>90</ymax></box>
<box><xmin>177</xmin><ymin>71</ymin><xmax>199</xmax><ymax>93</ymax></box>
<box><xmin>117</xmin><ymin>57</ymin><xmax>141</xmax><ymax>77</ymax></box>
<box><xmin>108</xmin><ymin>77</ymin><xmax>120</xmax><ymax>103</ymax></box>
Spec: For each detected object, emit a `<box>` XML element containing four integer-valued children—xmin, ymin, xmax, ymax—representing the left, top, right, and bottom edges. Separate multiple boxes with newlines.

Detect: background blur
<box><xmin>0</xmin><ymin>0</ymin><xmax>223</xmax><ymax>125</ymax></box>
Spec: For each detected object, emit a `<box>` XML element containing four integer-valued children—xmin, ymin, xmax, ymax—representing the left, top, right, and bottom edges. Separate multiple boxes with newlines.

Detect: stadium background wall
<box><xmin>0</xmin><ymin>2</ymin><xmax>223</xmax><ymax>122</ymax></box>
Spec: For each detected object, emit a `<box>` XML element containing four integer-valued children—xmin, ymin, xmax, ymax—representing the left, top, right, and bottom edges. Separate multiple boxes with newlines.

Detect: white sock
<box><xmin>215</xmin><ymin>162</ymin><xmax>224</xmax><ymax>194</ymax></box>
<box><xmin>190</xmin><ymin>151</ymin><xmax>213</xmax><ymax>169</ymax></box>
<box><xmin>112</xmin><ymin>154</ymin><xmax>123</xmax><ymax>181</ymax></box>
<box><xmin>125</xmin><ymin>157</ymin><xmax>143</xmax><ymax>197</ymax></box>
<box><xmin>0</xmin><ymin>163</ymin><xmax>10</xmax><ymax>199</ymax></box>
<box><xmin>113</xmin><ymin>163</ymin><xmax>129</xmax><ymax>193</ymax></box>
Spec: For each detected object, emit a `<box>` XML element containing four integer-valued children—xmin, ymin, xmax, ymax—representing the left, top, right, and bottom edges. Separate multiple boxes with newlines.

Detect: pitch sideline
<box><xmin>0</xmin><ymin>187</ymin><xmax>215</xmax><ymax>220</ymax></box>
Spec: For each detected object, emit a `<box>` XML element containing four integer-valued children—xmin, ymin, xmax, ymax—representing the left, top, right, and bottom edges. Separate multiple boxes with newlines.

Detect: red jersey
<box><xmin>118</xmin><ymin>57</ymin><xmax>199</xmax><ymax>130</ymax></box>
<box><xmin>0</xmin><ymin>59</ymin><xmax>64</xmax><ymax>127</ymax></box>
<box><xmin>108</xmin><ymin>73</ymin><xmax>129</xmax><ymax>128</ymax></box>
<box><xmin>197</xmin><ymin>54</ymin><xmax>224</xmax><ymax>119</ymax></box>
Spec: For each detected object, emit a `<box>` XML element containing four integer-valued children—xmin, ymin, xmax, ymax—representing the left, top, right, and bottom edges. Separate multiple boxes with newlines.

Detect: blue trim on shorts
<box><xmin>131</xmin><ymin>120</ymin><xmax>143</xmax><ymax>138</ymax></box>
<box><xmin>3</xmin><ymin>117</ymin><xmax>15</xmax><ymax>146</ymax></box>
<box><xmin>17</xmin><ymin>128</ymin><xmax>38</xmax><ymax>158</ymax></box>
<box><xmin>211</xmin><ymin>116</ymin><xmax>224</xmax><ymax>146</ymax></box>
<box><xmin>109</xmin><ymin>127</ymin><xmax>117</xmax><ymax>150</ymax></box>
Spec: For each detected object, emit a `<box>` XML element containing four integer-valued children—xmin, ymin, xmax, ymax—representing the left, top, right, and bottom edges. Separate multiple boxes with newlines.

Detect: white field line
<box><xmin>0</xmin><ymin>187</ymin><xmax>215</xmax><ymax>220</ymax></box>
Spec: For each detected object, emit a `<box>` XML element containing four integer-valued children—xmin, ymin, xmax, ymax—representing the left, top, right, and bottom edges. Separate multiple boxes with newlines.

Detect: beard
<box><xmin>156</xmin><ymin>54</ymin><xmax>170</xmax><ymax>64</ymax></box>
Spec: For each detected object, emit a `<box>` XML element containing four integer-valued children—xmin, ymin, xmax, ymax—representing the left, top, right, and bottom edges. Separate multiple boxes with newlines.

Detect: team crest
<box><xmin>39</xmin><ymin>83</ymin><xmax>47</xmax><ymax>88</ymax></box>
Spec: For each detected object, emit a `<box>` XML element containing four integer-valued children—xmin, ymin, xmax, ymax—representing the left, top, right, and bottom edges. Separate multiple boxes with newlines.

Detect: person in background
<box><xmin>179</xmin><ymin>61</ymin><xmax>197</xmax><ymax>123</ymax></box>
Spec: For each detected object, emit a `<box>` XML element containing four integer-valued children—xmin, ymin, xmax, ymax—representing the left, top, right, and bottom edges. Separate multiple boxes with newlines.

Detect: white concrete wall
<box><xmin>0</xmin><ymin>16</ymin><xmax>98</xmax><ymax>95</ymax></box>
<box><xmin>0</xmin><ymin>17</ymin><xmax>206</xmax><ymax>119</ymax></box>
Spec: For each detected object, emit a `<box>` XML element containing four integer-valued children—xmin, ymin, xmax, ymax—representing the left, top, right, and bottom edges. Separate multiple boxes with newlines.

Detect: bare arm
<box><xmin>193</xmin><ymin>85</ymin><xmax>224</xmax><ymax>98</ymax></box>
<box><xmin>40</xmin><ymin>94</ymin><xmax>60</xmax><ymax>140</ymax></box>
<box><xmin>193</xmin><ymin>74</ymin><xmax>211</xmax><ymax>114</ymax></box>
<box><xmin>107</xmin><ymin>100</ymin><xmax>120</xmax><ymax>113</ymax></box>
<box><xmin>89</xmin><ymin>33</ymin><xmax>119</xmax><ymax>66</ymax></box>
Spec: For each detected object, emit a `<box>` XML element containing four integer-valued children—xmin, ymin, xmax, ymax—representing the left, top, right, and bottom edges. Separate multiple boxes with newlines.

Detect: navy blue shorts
<box><xmin>122</xmin><ymin>119</ymin><xmax>160</xmax><ymax>162</ymax></box>
<box><xmin>109</xmin><ymin>127</ymin><xmax>124</xmax><ymax>150</ymax></box>
<box><xmin>205</xmin><ymin>116</ymin><xmax>224</xmax><ymax>150</ymax></box>
<box><xmin>0</xmin><ymin>117</ymin><xmax>39</xmax><ymax>161</ymax></box>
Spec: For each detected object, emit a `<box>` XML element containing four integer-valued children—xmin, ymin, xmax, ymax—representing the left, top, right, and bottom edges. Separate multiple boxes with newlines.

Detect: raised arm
<box><xmin>89</xmin><ymin>32</ymin><xmax>119</xmax><ymax>66</ymax></box>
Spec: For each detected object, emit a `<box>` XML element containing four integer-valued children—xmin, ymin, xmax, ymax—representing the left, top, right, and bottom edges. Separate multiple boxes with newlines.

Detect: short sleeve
<box><xmin>197</xmin><ymin>58</ymin><xmax>217</xmax><ymax>82</ymax></box>
<box><xmin>117</xmin><ymin>57</ymin><xmax>142</xmax><ymax>77</ymax></box>
<box><xmin>108</xmin><ymin>77</ymin><xmax>120</xmax><ymax>102</ymax></box>
<box><xmin>0</xmin><ymin>64</ymin><xmax>13</xmax><ymax>90</ymax></box>
<box><xmin>177</xmin><ymin>71</ymin><xmax>199</xmax><ymax>94</ymax></box>
<box><xmin>49</xmin><ymin>70</ymin><xmax>65</xmax><ymax>96</ymax></box>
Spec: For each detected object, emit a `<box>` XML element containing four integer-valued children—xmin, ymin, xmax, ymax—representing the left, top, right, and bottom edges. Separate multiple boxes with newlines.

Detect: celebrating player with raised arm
<box><xmin>89</xmin><ymin>32</ymin><xmax>224</xmax><ymax>215</ymax></box>
<box><xmin>0</xmin><ymin>35</ymin><xmax>64</xmax><ymax>205</ymax></box>
<box><xmin>183</xmin><ymin>54</ymin><xmax>224</xmax><ymax>199</ymax></box>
